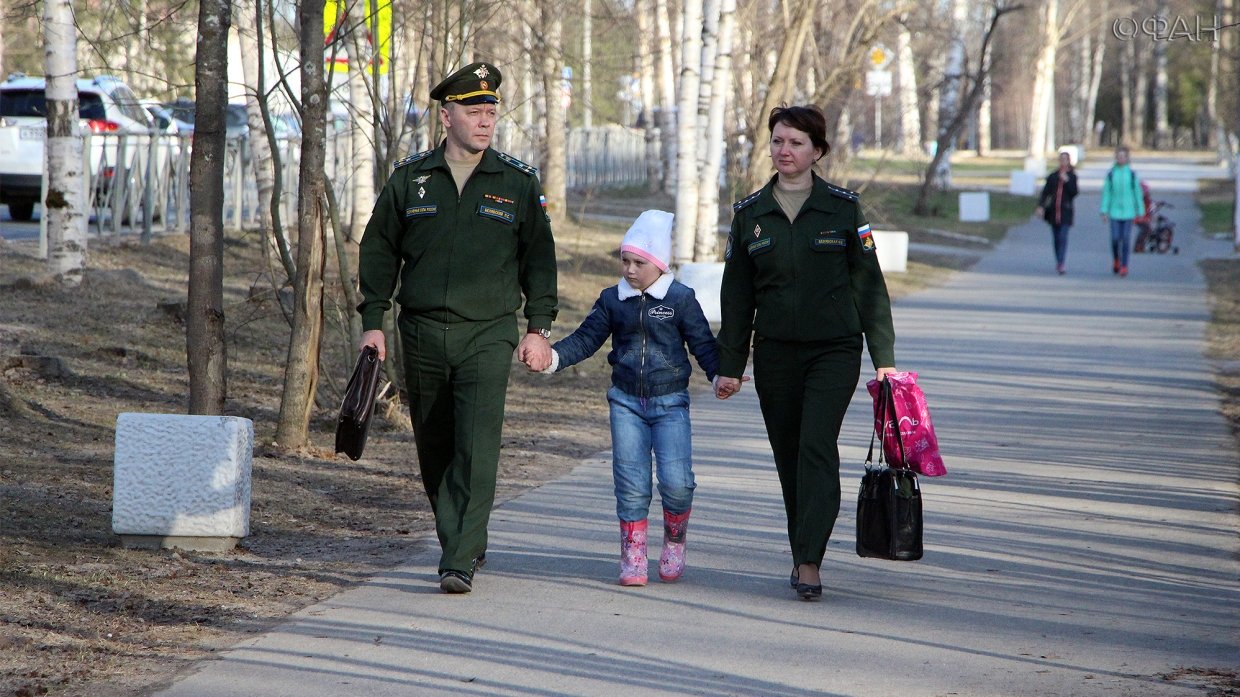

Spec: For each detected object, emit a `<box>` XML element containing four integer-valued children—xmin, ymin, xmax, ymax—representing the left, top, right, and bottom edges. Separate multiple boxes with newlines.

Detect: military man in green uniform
<box><xmin>356</xmin><ymin>62</ymin><xmax>558</xmax><ymax>594</ymax></box>
<box><xmin>713</xmin><ymin>105</ymin><xmax>895</xmax><ymax>600</ymax></box>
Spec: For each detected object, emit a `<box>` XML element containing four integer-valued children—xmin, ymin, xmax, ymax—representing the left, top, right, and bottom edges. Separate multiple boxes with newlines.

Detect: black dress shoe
<box><xmin>796</xmin><ymin>582</ymin><xmax>822</xmax><ymax>601</ymax></box>
<box><xmin>789</xmin><ymin>567</ymin><xmax>799</xmax><ymax>589</ymax></box>
<box><xmin>439</xmin><ymin>570</ymin><xmax>473</xmax><ymax>594</ymax></box>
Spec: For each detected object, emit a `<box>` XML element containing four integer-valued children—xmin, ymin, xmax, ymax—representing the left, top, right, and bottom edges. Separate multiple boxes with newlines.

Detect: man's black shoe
<box><xmin>439</xmin><ymin>570</ymin><xmax>472</xmax><ymax>594</ymax></box>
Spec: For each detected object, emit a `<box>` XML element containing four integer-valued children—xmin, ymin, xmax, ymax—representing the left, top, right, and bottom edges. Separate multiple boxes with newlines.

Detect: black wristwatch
<box><xmin>528</xmin><ymin>328</ymin><xmax>551</xmax><ymax>339</ymax></box>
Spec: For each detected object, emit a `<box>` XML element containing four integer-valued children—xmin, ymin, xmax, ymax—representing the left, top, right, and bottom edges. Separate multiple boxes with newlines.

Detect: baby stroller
<box><xmin>1133</xmin><ymin>200</ymin><xmax>1178</xmax><ymax>254</ymax></box>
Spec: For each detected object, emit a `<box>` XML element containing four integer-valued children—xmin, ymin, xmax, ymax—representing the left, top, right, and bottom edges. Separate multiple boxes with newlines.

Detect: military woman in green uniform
<box><xmin>714</xmin><ymin>105</ymin><xmax>897</xmax><ymax>601</ymax></box>
<box><xmin>356</xmin><ymin>62</ymin><xmax>558</xmax><ymax>594</ymax></box>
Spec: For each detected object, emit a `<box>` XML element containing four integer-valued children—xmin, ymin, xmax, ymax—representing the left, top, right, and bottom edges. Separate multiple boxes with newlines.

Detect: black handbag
<box><xmin>856</xmin><ymin>379</ymin><xmax>924</xmax><ymax>561</ymax></box>
<box><xmin>335</xmin><ymin>345</ymin><xmax>384</xmax><ymax>461</ymax></box>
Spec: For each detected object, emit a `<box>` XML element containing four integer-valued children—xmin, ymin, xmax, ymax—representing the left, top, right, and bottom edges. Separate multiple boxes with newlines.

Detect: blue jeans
<box><xmin>1050</xmin><ymin>224</ymin><xmax>1070</xmax><ymax>266</ymax></box>
<box><xmin>1109</xmin><ymin>218</ymin><xmax>1133</xmax><ymax>268</ymax></box>
<box><xmin>608</xmin><ymin>386</ymin><xmax>695</xmax><ymax>522</ymax></box>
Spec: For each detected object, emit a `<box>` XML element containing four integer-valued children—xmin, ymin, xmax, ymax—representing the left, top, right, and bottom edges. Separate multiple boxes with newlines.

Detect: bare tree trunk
<box><xmin>582</xmin><ymin>0</ymin><xmax>593</xmax><ymax>129</ymax></box>
<box><xmin>539</xmin><ymin>3</ymin><xmax>567</xmax><ymax>225</ymax></box>
<box><xmin>1132</xmin><ymin>40</ymin><xmax>1148</xmax><ymax>146</ymax></box>
<box><xmin>1086</xmin><ymin>28</ymin><xmax>1105</xmax><ymax>146</ymax></box>
<box><xmin>636</xmin><ymin>0</ymin><xmax>661</xmax><ymax>190</ymax></box>
<box><xmin>1151</xmin><ymin>0</ymin><xmax>1170</xmax><ymax>148</ymax></box>
<box><xmin>977</xmin><ymin>72</ymin><xmax>991</xmax><ymax>156</ymax></box>
<box><xmin>672</xmin><ymin>0</ymin><xmax>704</xmax><ymax>266</ymax></box>
<box><xmin>275</xmin><ymin>0</ymin><xmax>330</xmax><ymax>449</ymax></box>
<box><xmin>933</xmin><ymin>0</ymin><xmax>968</xmax><ymax>187</ymax></box>
<box><xmin>187</xmin><ymin>0</ymin><xmax>231</xmax><ymax>415</ymax></box>
<box><xmin>695</xmin><ymin>0</ymin><xmax>734</xmax><ymax>262</ymax></box>
<box><xmin>1120</xmin><ymin>39</ymin><xmax>1133</xmax><ymax>146</ymax></box>
<box><xmin>1027</xmin><ymin>0</ymin><xmax>1058</xmax><ymax>159</ymax></box>
<box><xmin>655</xmin><ymin>0</ymin><xmax>677</xmax><ymax>193</ymax></box>
<box><xmin>344</xmin><ymin>0</ymin><xmax>376</xmax><ymax>241</ymax></box>
<box><xmin>741</xmin><ymin>0</ymin><xmax>815</xmax><ymax>194</ymax></box>
<box><xmin>915</xmin><ymin>2</ymin><xmax>1016</xmax><ymax>215</ymax></box>
<box><xmin>896</xmin><ymin>18</ymin><xmax>921</xmax><ymax>156</ymax></box>
<box><xmin>43</xmin><ymin>0</ymin><xmax>86</xmax><ymax>286</ymax></box>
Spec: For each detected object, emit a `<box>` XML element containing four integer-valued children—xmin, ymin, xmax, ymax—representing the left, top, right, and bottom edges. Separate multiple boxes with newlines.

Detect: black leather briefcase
<box><xmin>335</xmin><ymin>345</ymin><xmax>383</xmax><ymax>461</ymax></box>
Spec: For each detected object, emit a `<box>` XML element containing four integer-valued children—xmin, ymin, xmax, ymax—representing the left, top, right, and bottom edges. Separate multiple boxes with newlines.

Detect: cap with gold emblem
<box><xmin>429</xmin><ymin>62</ymin><xmax>503</xmax><ymax>105</ymax></box>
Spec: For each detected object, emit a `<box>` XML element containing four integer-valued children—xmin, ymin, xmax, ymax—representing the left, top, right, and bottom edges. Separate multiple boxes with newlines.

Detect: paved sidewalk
<box><xmin>157</xmin><ymin>163</ymin><xmax>1238</xmax><ymax>696</ymax></box>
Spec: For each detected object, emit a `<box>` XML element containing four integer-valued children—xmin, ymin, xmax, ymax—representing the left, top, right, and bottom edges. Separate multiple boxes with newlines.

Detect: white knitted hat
<box><xmin>619</xmin><ymin>209</ymin><xmax>674</xmax><ymax>272</ymax></box>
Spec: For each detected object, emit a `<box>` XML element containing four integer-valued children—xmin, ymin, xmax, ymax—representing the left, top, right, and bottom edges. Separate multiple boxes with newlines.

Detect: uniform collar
<box><xmin>751</xmin><ymin>172</ymin><xmax>844</xmax><ymax>218</ymax></box>
<box><xmin>418</xmin><ymin>141</ymin><xmax>504</xmax><ymax>174</ymax></box>
<box><xmin>616</xmin><ymin>272</ymin><xmax>674</xmax><ymax>300</ymax></box>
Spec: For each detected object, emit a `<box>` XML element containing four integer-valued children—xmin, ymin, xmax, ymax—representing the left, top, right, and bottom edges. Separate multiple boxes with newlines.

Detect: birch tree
<box><xmin>582</xmin><ymin>0</ymin><xmax>593</xmax><ymax>128</ymax></box>
<box><xmin>915</xmin><ymin>1</ymin><xmax>1019</xmax><ymax>215</ymax></box>
<box><xmin>932</xmin><ymin>0</ymin><xmax>968</xmax><ymax>187</ymax></box>
<box><xmin>895</xmin><ymin>17</ymin><xmax>921</xmax><ymax>156</ymax></box>
<box><xmin>654</xmin><ymin>0</ymin><xmax>677</xmax><ymax>193</ymax></box>
<box><xmin>342</xmin><ymin>0</ymin><xmax>377</xmax><ymax>241</ymax></box>
<box><xmin>539</xmin><ymin>2</ymin><xmax>567</xmax><ymax>225</ymax></box>
<box><xmin>694</xmin><ymin>0</ymin><xmax>735</xmax><ymax>262</ymax></box>
<box><xmin>740</xmin><ymin>0</ymin><xmax>816</xmax><ymax>194</ymax></box>
<box><xmin>187</xmin><ymin>0</ymin><xmax>231</xmax><ymax>415</ymax></box>
<box><xmin>1151</xmin><ymin>0</ymin><xmax>1170</xmax><ymax>148</ymax></box>
<box><xmin>43</xmin><ymin>0</ymin><xmax>86</xmax><ymax>286</ymax></box>
<box><xmin>636</xmin><ymin>0</ymin><xmax>661</xmax><ymax>189</ymax></box>
<box><xmin>672</xmin><ymin>0</ymin><xmax>704</xmax><ymax>266</ymax></box>
<box><xmin>275</xmin><ymin>0</ymin><xmax>330</xmax><ymax>449</ymax></box>
<box><xmin>1026</xmin><ymin>0</ymin><xmax>1058</xmax><ymax>159</ymax></box>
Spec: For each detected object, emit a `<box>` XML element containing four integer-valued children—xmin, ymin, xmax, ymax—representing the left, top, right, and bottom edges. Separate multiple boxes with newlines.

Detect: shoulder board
<box><xmin>732</xmin><ymin>190</ymin><xmax>762</xmax><ymax>213</ymax></box>
<box><xmin>393</xmin><ymin>149</ymin><xmax>433</xmax><ymax>170</ymax></box>
<box><xmin>824</xmin><ymin>182</ymin><xmax>859</xmax><ymax>202</ymax></box>
<box><xmin>496</xmin><ymin>151</ymin><xmax>539</xmax><ymax>176</ymax></box>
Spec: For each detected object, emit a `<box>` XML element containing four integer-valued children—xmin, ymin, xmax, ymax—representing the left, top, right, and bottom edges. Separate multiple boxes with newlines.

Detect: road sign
<box><xmin>869</xmin><ymin>44</ymin><xmax>892</xmax><ymax>70</ymax></box>
<box><xmin>865</xmin><ymin>70</ymin><xmax>892</xmax><ymax>97</ymax></box>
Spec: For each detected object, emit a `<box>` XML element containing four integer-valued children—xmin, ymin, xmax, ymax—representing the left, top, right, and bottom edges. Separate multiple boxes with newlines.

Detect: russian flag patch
<box><xmin>539</xmin><ymin>195</ymin><xmax>547</xmax><ymax>209</ymax></box>
<box><xmin>857</xmin><ymin>223</ymin><xmax>876</xmax><ymax>252</ymax></box>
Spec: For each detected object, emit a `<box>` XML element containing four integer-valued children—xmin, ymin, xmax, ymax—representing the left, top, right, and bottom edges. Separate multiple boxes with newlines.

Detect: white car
<box><xmin>0</xmin><ymin>73</ymin><xmax>155</xmax><ymax>221</ymax></box>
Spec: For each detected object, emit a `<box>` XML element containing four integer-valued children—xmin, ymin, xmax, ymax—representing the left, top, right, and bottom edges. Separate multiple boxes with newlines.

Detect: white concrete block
<box><xmin>873</xmin><ymin>230</ymin><xmax>908</xmax><ymax>273</ymax></box>
<box><xmin>1059</xmin><ymin>144</ymin><xmax>1084</xmax><ymax>165</ymax></box>
<box><xmin>1009</xmin><ymin>170</ymin><xmax>1037</xmax><ymax>196</ymax></box>
<box><xmin>112</xmin><ymin>413</ymin><xmax>254</xmax><ymax>542</ymax></box>
<box><xmin>959</xmin><ymin>191</ymin><xmax>991</xmax><ymax>222</ymax></box>
<box><xmin>677</xmin><ymin>262</ymin><xmax>724</xmax><ymax>323</ymax></box>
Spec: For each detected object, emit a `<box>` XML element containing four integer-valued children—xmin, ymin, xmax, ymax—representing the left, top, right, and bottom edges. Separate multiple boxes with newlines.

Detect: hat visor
<box><xmin>450</xmin><ymin>94</ymin><xmax>499</xmax><ymax>105</ymax></box>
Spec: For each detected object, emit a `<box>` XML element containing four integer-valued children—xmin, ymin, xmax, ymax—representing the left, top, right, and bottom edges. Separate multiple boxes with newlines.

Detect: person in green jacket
<box><xmin>714</xmin><ymin>105</ymin><xmax>897</xmax><ymax>601</ymax></box>
<box><xmin>1099</xmin><ymin>145</ymin><xmax>1144</xmax><ymax>277</ymax></box>
<box><xmin>356</xmin><ymin>62</ymin><xmax>559</xmax><ymax>594</ymax></box>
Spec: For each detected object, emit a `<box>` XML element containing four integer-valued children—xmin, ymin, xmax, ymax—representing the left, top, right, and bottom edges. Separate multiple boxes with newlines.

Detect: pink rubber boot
<box><xmin>619</xmin><ymin>520</ymin><xmax>648</xmax><ymax>586</ymax></box>
<box><xmin>658</xmin><ymin>509</ymin><xmax>690</xmax><ymax>582</ymax></box>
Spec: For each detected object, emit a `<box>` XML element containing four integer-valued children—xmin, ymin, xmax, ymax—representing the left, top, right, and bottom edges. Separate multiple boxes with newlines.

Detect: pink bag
<box><xmin>865</xmin><ymin>372</ymin><xmax>946</xmax><ymax>477</ymax></box>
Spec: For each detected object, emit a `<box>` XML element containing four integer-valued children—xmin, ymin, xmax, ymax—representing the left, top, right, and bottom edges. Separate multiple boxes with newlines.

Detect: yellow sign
<box><xmin>869</xmin><ymin>45</ymin><xmax>891</xmax><ymax>69</ymax></box>
<box><xmin>324</xmin><ymin>0</ymin><xmax>391</xmax><ymax>75</ymax></box>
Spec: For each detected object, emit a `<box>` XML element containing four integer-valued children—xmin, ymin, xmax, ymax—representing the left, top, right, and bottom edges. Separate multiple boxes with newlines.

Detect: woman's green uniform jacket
<box><xmin>717</xmin><ymin>174</ymin><xmax>895</xmax><ymax>377</ymax></box>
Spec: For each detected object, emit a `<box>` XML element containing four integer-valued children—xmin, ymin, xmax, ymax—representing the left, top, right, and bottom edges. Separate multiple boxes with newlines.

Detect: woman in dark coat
<box><xmin>1034</xmin><ymin>151</ymin><xmax>1079</xmax><ymax>275</ymax></box>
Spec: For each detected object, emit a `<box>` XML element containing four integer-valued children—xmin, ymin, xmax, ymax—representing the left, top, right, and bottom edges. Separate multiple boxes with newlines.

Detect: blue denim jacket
<box><xmin>553</xmin><ymin>274</ymin><xmax>719</xmax><ymax>398</ymax></box>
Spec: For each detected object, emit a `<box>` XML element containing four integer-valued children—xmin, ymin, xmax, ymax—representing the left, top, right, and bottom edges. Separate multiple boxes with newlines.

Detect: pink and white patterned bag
<box><xmin>865</xmin><ymin>372</ymin><xmax>947</xmax><ymax>477</ymax></box>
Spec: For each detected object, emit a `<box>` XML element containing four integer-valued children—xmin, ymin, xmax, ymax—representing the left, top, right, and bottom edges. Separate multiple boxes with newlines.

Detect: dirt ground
<box><xmin>0</xmin><ymin>189</ymin><xmax>1232</xmax><ymax>697</ymax></box>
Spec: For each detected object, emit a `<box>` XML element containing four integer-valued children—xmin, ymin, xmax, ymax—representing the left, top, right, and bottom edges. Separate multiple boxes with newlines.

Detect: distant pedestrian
<box><xmin>534</xmin><ymin>210</ymin><xmax>720</xmax><ymax>587</ymax></box>
<box><xmin>1099</xmin><ymin>146</ymin><xmax>1144</xmax><ymax>278</ymax></box>
<box><xmin>1034</xmin><ymin>151</ymin><xmax>1079</xmax><ymax>275</ymax></box>
<box><xmin>714</xmin><ymin>104</ymin><xmax>897</xmax><ymax>601</ymax></box>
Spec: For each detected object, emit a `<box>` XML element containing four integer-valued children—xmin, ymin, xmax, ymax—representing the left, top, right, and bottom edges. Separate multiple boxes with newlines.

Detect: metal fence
<box><xmin>54</xmin><ymin>124</ymin><xmax>651</xmax><ymax>237</ymax></box>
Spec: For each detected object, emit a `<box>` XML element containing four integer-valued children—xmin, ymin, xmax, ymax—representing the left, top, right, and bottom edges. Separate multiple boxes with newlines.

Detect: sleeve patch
<box><xmin>858</xmin><ymin>224</ymin><xmax>876</xmax><ymax>252</ymax></box>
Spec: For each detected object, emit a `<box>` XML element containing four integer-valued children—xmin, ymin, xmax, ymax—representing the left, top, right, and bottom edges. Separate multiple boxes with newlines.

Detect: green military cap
<box><xmin>430</xmin><ymin>62</ymin><xmax>502</xmax><ymax>105</ymax></box>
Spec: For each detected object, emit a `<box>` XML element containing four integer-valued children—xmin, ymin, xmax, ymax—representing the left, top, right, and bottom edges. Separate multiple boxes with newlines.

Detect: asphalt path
<box><xmin>146</xmin><ymin>154</ymin><xmax>1238</xmax><ymax>696</ymax></box>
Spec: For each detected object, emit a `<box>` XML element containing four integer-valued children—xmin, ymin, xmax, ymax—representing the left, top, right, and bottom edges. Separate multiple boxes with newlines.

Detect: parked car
<box><xmin>0</xmin><ymin>73</ymin><xmax>155</xmax><ymax>221</ymax></box>
<box><xmin>161</xmin><ymin>99</ymin><xmax>250</xmax><ymax>141</ymax></box>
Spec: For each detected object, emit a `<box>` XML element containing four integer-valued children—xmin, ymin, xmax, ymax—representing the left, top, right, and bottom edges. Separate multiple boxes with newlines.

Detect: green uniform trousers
<box><xmin>752</xmin><ymin>333</ymin><xmax>862</xmax><ymax>568</ymax></box>
<box><xmin>398</xmin><ymin>312</ymin><xmax>518</xmax><ymax>575</ymax></box>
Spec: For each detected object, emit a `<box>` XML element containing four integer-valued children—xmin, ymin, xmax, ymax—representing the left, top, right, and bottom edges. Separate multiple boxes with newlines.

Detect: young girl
<box><xmin>538</xmin><ymin>210</ymin><xmax>719</xmax><ymax>585</ymax></box>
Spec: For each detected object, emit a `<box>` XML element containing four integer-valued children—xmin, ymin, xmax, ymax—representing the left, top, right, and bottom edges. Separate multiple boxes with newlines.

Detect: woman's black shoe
<box><xmin>790</xmin><ymin>566</ymin><xmax>799</xmax><ymax>589</ymax></box>
<box><xmin>796</xmin><ymin>582</ymin><xmax>822</xmax><ymax>601</ymax></box>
